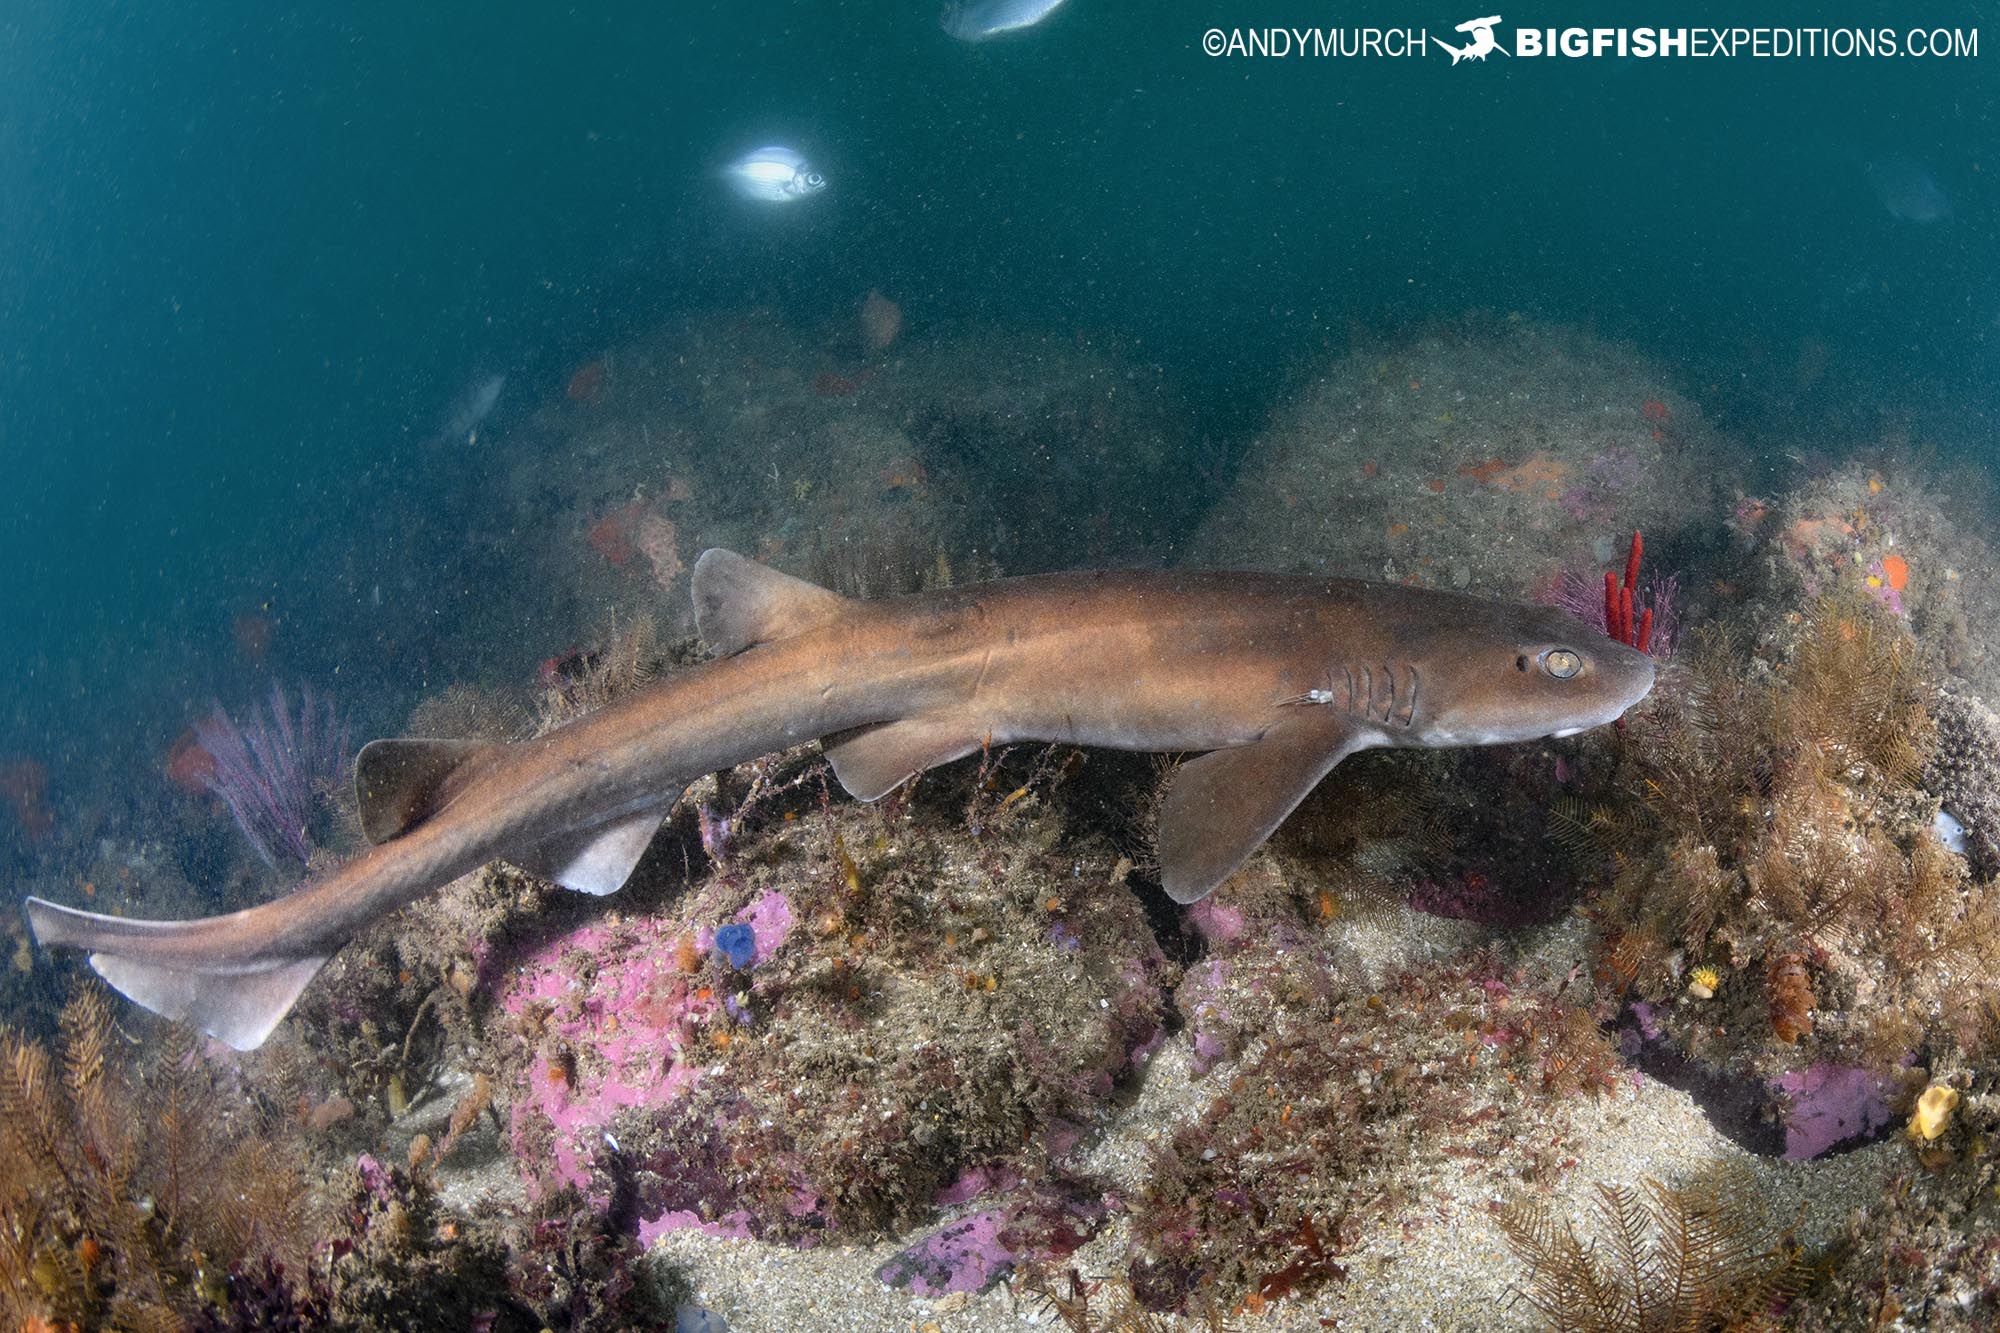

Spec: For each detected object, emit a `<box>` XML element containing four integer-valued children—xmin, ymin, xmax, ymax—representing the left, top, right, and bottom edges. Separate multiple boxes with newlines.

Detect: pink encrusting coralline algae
<box><xmin>501</xmin><ymin>890</ymin><xmax>795</xmax><ymax>1197</ymax></box>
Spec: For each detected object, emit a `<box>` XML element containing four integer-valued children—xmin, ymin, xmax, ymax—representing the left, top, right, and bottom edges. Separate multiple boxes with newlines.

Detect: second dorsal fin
<box><xmin>690</xmin><ymin>548</ymin><xmax>850</xmax><ymax>656</ymax></box>
<box><xmin>353</xmin><ymin>737</ymin><xmax>494</xmax><ymax>844</ymax></box>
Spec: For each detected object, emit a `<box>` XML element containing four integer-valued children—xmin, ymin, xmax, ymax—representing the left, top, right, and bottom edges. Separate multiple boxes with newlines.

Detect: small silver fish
<box><xmin>445</xmin><ymin>373</ymin><xmax>506</xmax><ymax>445</ymax></box>
<box><xmin>724</xmin><ymin>146</ymin><xmax>827</xmax><ymax>204</ymax></box>
<box><xmin>941</xmin><ymin>0</ymin><xmax>1070</xmax><ymax>41</ymax></box>
<box><xmin>1865</xmin><ymin>157</ymin><xmax>1951</xmax><ymax>223</ymax></box>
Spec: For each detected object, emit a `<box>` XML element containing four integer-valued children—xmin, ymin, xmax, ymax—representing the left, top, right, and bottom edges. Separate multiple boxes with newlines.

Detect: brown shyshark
<box><xmin>25</xmin><ymin>549</ymin><xmax>1654</xmax><ymax>1049</ymax></box>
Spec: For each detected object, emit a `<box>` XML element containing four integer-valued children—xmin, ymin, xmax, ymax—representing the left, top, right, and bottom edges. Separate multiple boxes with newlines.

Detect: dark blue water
<box><xmin>0</xmin><ymin>0</ymin><xmax>1992</xmax><ymax>844</ymax></box>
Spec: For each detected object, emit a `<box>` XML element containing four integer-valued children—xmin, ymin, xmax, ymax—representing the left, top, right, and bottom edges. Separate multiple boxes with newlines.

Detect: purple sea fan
<box><xmin>195</xmin><ymin>681</ymin><xmax>351</xmax><ymax>868</ymax></box>
<box><xmin>1544</xmin><ymin>566</ymin><xmax>1682</xmax><ymax>659</ymax></box>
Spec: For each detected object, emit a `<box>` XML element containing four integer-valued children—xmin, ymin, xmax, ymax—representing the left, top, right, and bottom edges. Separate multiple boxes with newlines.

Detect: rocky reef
<box><xmin>1188</xmin><ymin>320</ymin><xmax>1728</xmax><ymax>601</ymax></box>
<box><xmin>13</xmin><ymin>311</ymin><xmax>2000</xmax><ymax>1331</ymax></box>
<box><xmin>495</xmin><ymin>762</ymin><xmax>1170</xmax><ymax>1248</ymax></box>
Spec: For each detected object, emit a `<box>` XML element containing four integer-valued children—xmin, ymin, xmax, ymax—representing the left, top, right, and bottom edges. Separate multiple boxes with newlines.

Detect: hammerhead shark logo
<box><xmin>1438</xmin><ymin>14</ymin><xmax>1508</xmax><ymax>64</ymax></box>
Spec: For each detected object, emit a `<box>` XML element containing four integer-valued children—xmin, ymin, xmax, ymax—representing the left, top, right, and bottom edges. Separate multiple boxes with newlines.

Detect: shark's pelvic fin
<box><xmin>692</xmin><ymin>548</ymin><xmax>850</xmax><ymax>655</ymax></box>
<box><xmin>509</xmin><ymin>794</ymin><xmax>679</xmax><ymax>896</ymax></box>
<box><xmin>1156</xmin><ymin>715</ymin><xmax>1363</xmax><ymax>904</ymax></box>
<box><xmin>824</xmin><ymin>716</ymin><xmax>984</xmax><ymax>801</ymax></box>
<box><xmin>23</xmin><ymin>897</ymin><xmax>325</xmax><ymax>1051</ymax></box>
<box><xmin>355</xmin><ymin>737</ymin><xmax>494</xmax><ymax>844</ymax></box>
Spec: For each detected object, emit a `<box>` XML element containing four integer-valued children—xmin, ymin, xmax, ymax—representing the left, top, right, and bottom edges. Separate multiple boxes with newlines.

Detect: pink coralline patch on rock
<box><xmin>502</xmin><ymin>893</ymin><xmax>801</xmax><ymax>1199</ymax></box>
<box><xmin>693</xmin><ymin>890</ymin><xmax>795</xmax><ymax>965</ymax></box>
<box><xmin>634</xmin><ymin>510</ymin><xmax>684</xmax><ymax>591</ymax></box>
<box><xmin>876</xmin><ymin>1208</ymin><xmax>1013</xmax><ymax>1298</ymax></box>
<box><xmin>501</xmin><ymin>918</ymin><xmax>717</xmax><ymax>1192</ymax></box>
<box><xmin>1185</xmin><ymin>898</ymin><xmax>1246</xmax><ymax>944</ymax></box>
<box><xmin>877</xmin><ymin>1188</ymin><xmax>1106</xmax><ymax>1298</ymax></box>
<box><xmin>636</xmin><ymin>1183</ymin><xmax>823</xmax><ymax>1246</ymax></box>
<box><xmin>737</xmin><ymin>890</ymin><xmax>793</xmax><ymax>963</ymax></box>
<box><xmin>637</xmin><ymin>1207</ymin><xmax>757</xmax><ymax>1246</ymax></box>
<box><xmin>1772</xmin><ymin>1064</ymin><xmax>1897</xmax><ymax>1160</ymax></box>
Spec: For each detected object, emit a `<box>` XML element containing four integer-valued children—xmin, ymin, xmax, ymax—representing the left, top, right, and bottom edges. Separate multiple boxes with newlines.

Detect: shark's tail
<box><xmin>27</xmin><ymin>726</ymin><xmax>678</xmax><ymax>1049</ymax></box>
<box><xmin>25</xmin><ymin>548</ymin><xmax>826</xmax><ymax>1051</ymax></box>
<box><xmin>23</xmin><ymin>897</ymin><xmax>328</xmax><ymax>1050</ymax></box>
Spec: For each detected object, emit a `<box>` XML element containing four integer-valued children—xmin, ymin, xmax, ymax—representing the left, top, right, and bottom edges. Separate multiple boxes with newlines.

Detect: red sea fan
<box><xmin>1544</xmin><ymin>530</ymin><xmax>1681</xmax><ymax>658</ymax></box>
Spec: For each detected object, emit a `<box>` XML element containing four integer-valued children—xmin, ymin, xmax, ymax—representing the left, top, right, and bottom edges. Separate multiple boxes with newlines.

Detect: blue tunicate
<box><xmin>675</xmin><ymin>1304</ymin><xmax>731</xmax><ymax>1333</ymax></box>
<box><xmin>713</xmin><ymin>922</ymin><xmax>757</xmax><ymax>969</ymax></box>
<box><xmin>1936</xmin><ymin>808</ymin><xmax>1969</xmax><ymax>855</ymax></box>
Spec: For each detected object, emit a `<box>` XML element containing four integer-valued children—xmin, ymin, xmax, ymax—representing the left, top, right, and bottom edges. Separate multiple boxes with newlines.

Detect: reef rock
<box><xmin>496</xmin><ymin>790</ymin><xmax>1170</xmax><ymax>1246</ymax></box>
<box><xmin>1746</xmin><ymin>457</ymin><xmax>2000</xmax><ymax>704</ymax></box>
<box><xmin>1187</xmin><ymin>321</ymin><xmax>1727</xmax><ymax>598</ymax></box>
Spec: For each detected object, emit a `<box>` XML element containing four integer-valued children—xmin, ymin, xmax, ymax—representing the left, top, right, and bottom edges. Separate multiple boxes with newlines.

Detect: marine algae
<box><xmin>1126</xmin><ymin>947</ymin><xmax>1616</xmax><ymax>1315</ymax></box>
<box><xmin>0</xmin><ymin>986</ymin><xmax>314</xmax><ymax>1329</ymax></box>
<box><xmin>1499</xmin><ymin>1168</ymin><xmax>1811</xmax><ymax>1332</ymax></box>
<box><xmin>1582</xmin><ymin>597</ymin><xmax>2000</xmax><ymax>1069</ymax></box>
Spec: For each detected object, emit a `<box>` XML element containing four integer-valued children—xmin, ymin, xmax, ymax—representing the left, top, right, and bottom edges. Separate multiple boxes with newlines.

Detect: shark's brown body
<box><xmin>27</xmin><ymin>550</ymin><xmax>1654</xmax><ymax>1048</ymax></box>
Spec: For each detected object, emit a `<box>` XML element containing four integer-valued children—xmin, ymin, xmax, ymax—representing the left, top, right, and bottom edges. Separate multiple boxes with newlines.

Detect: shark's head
<box><xmin>1402</xmin><ymin>599</ymin><xmax>1656</xmax><ymax>747</ymax></box>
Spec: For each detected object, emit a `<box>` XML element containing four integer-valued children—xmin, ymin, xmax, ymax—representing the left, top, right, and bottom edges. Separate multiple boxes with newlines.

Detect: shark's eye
<box><xmin>1542</xmin><ymin>648</ymin><xmax>1582</xmax><ymax>679</ymax></box>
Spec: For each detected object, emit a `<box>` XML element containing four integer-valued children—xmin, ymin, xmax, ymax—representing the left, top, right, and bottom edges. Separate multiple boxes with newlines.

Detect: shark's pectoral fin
<box><xmin>355</xmin><ymin>737</ymin><xmax>496</xmax><ymax>844</ymax></box>
<box><xmin>1157</xmin><ymin>716</ymin><xmax>1363</xmax><ymax>905</ymax></box>
<box><xmin>691</xmin><ymin>549</ymin><xmax>850</xmax><ymax>656</ymax></box>
<box><xmin>509</xmin><ymin>795</ymin><xmax>679</xmax><ymax>896</ymax></box>
<box><xmin>824</xmin><ymin>718</ymin><xmax>984</xmax><ymax>801</ymax></box>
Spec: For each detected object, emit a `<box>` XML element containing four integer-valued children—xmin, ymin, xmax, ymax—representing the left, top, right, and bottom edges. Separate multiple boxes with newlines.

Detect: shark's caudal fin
<box><xmin>23</xmin><ymin>897</ymin><xmax>326</xmax><ymax>1050</ymax></box>
<box><xmin>1156</xmin><ymin>713</ymin><xmax>1363</xmax><ymax>904</ymax></box>
<box><xmin>691</xmin><ymin>548</ymin><xmax>850</xmax><ymax>655</ymax></box>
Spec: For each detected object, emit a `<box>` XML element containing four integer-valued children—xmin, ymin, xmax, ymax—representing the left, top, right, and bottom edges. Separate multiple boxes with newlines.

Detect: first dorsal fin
<box><xmin>691</xmin><ymin>548</ymin><xmax>849</xmax><ymax>656</ymax></box>
<box><xmin>354</xmin><ymin>737</ymin><xmax>494</xmax><ymax>844</ymax></box>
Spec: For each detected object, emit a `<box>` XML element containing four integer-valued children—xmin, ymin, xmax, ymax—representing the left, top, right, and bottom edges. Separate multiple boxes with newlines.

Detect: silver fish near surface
<box><xmin>941</xmin><ymin>0</ymin><xmax>1070</xmax><ymax>42</ymax></box>
<box><xmin>444</xmin><ymin>373</ymin><xmax>506</xmax><ymax>445</ymax></box>
<box><xmin>1865</xmin><ymin>157</ymin><xmax>1951</xmax><ymax>223</ymax></box>
<box><xmin>723</xmin><ymin>146</ymin><xmax>827</xmax><ymax>203</ymax></box>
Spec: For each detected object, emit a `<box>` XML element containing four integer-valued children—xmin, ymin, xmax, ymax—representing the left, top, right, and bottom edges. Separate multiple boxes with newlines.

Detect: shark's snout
<box><xmin>1555</xmin><ymin>639</ymin><xmax>1656</xmax><ymax>737</ymax></box>
<box><xmin>1603</xmin><ymin>640</ymin><xmax>1658</xmax><ymax>714</ymax></box>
